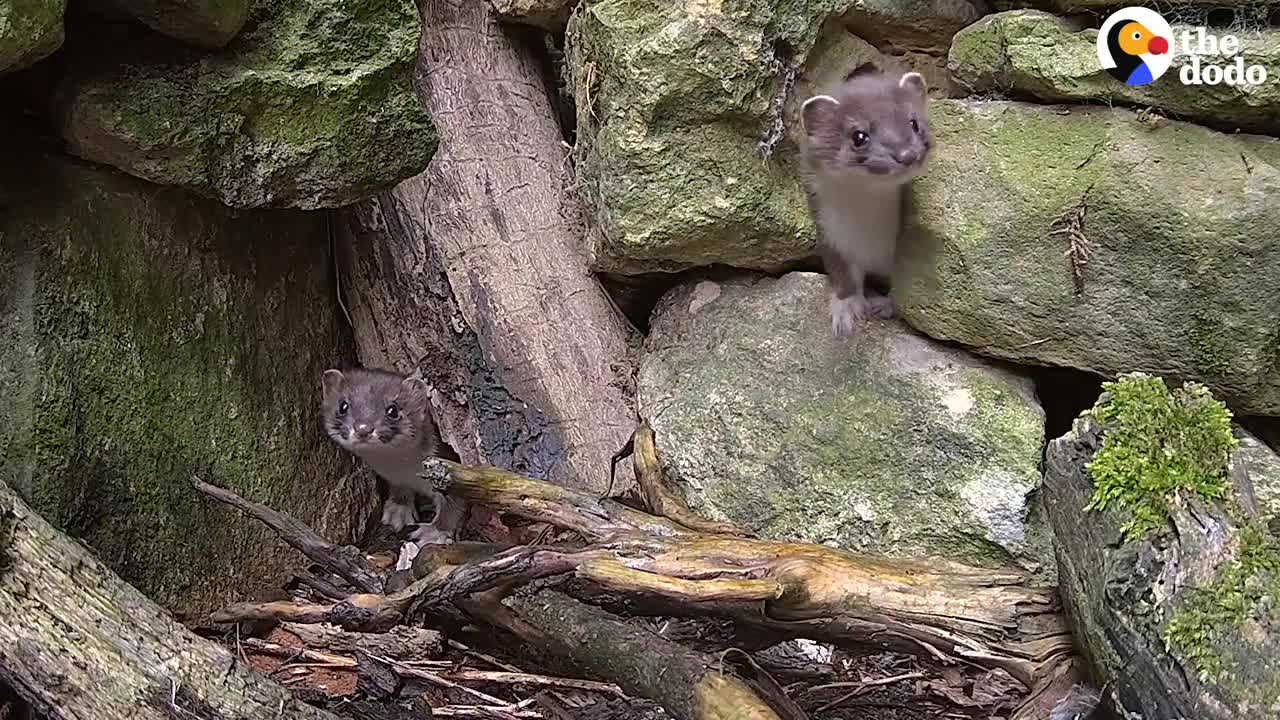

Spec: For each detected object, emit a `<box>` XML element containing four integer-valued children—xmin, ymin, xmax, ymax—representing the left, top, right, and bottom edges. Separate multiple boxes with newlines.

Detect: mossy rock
<box><xmin>638</xmin><ymin>272</ymin><xmax>1053</xmax><ymax>576</ymax></box>
<box><xmin>0</xmin><ymin>130</ymin><xmax>374</xmax><ymax>620</ymax></box>
<box><xmin>1043</xmin><ymin>374</ymin><xmax>1280</xmax><ymax>718</ymax></box>
<box><xmin>567</xmin><ymin>0</ymin><xmax>985</xmax><ymax>274</ymax></box>
<box><xmin>895</xmin><ymin>99</ymin><xmax>1280</xmax><ymax>415</ymax></box>
<box><xmin>949</xmin><ymin>10</ymin><xmax>1280</xmax><ymax>135</ymax></box>
<box><xmin>114</xmin><ymin>0</ymin><xmax>251</xmax><ymax>48</ymax></box>
<box><xmin>0</xmin><ymin>0</ymin><xmax>65</xmax><ymax>74</ymax></box>
<box><xmin>54</xmin><ymin>0</ymin><xmax>436</xmax><ymax>210</ymax></box>
<box><xmin>1236</xmin><ymin>426</ymin><xmax>1280</xmax><ymax>526</ymax></box>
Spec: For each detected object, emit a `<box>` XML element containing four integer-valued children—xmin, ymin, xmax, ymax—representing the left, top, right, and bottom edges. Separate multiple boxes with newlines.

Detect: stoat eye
<box><xmin>337</xmin><ymin>400</ymin><xmax>349</xmax><ymax>416</ymax></box>
<box><xmin>386</xmin><ymin>403</ymin><xmax>400</xmax><ymax>420</ymax></box>
<box><xmin>851</xmin><ymin>130</ymin><xmax>869</xmax><ymax>148</ymax></box>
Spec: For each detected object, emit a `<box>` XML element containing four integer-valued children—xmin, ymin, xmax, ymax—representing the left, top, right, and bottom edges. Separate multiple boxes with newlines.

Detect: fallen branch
<box><xmin>627</xmin><ymin>425</ymin><xmax>746</xmax><ymax>536</ymax></box>
<box><xmin>465</xmin><ymin>592</ymin><xmax>797</xmax><ymax>720</ymax></box>
<box><xmin>0</xmin><ymin>479</ymin><xmax>342</xmax><ymax>720</ymax></box>
<box><xmin>194</xmin><ymin>476</ymin><xmax>384</xmax><ymax>594</ymax></box>
<box><xmin>282</xmin><ymin>623</ymin><xmax>444</xmax><ymax>661</ymax></box>
<box><xmin>438</xmin><ymin>670</ymin><xmax>624</xmax><ymax>696</ymax></box>
<box><xmin>419</xmin><ymin>459</ymin><xmax>686</xmax><ymax>539</ymax></box>
<box><xmin>198</xmin><ymin>425</ymin><xmax>1087</xmax><ymax>718</ymax></box>
<box><xmin>210</xmin><ymin>595</ymin><xmax>401</xmax><ymax>632</ymax></box>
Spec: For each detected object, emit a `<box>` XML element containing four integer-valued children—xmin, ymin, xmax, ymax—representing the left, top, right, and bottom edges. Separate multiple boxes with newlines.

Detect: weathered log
<box><xmin>0</xmin><ymin>479</ymin><xmax>340</xmax><ymax>720</ymax></box>
<box><xmin>336</xmin><ymin>0</ymin><xmax>637</xmax><ymax>495</ymax></box>
<box><xmin>1043</xmin><ymin>376</ymin><xmax>1280</xmax><ymax>720</ymax></box>
<box><xmin>464</xmin><ymin>591</ymin><xmax>796</xmax><ymax>720</ymax></box>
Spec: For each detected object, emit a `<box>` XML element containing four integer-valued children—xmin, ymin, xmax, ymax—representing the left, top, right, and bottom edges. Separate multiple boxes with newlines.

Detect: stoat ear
<box><xmin>398</xmin><ymin>375</ymin><xmax>429</xmax><ymax>402</ymax></box>
<box><xmin>321</xmin><ymin>369</ymin><xmax>344</xmax><ymax>400</ymax></box>
<box><xmin>899</xmin><ymin>71</ymin><xmax>927</xmax><ymax>97</ymax></box>
<box><xmin>801</xmin><ymin>94</ymin><xmax>840</xmax><ymax>136</ymax></box>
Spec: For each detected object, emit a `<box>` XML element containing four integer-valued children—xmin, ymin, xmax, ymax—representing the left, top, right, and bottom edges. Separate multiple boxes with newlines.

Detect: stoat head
<box><xmin>800</xmin><ymin>62</ymin><xmax>933</xmax><ymax>187</ymax></box>
<box><xmin>320</xmin><ymin>367</ymin><xmax>434</xmax><ymax>456</ymax></box>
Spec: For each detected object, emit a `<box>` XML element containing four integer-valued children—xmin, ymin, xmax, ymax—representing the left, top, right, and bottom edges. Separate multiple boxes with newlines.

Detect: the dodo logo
<box><xmin>1096</xmin><ymin>7</ymin><xmax>1173</xmax><ymax>86</ymax></box>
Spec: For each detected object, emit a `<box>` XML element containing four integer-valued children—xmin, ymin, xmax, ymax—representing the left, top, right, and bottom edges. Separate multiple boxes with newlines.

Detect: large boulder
<box><xmin>114</xmin><ymin>0</ymin><xmax>252</xmax><ymax>48</ymax></box>
<box><xmin>1044</xmin><ymin>374</ymin><xmax>1280</xmax><ymax>718</ymax></box>
<box><xmin>0</xmin><ymin>0</ymin><xmax>64</xmax><ymax>74</ymax></box>
<box><xmin>895</xmin><ymin>100</ymin><xmax>1280</xmax><ymax>415</ymax></box>
<box><xmin>948</xmin><ymin>10</ymin><xmax>1280</xmax><ymax>135</ymax></box>
<box><xmin>54</xmin><ymin>0</ymin><xmax>436</xmax><ymax>210</ymax></box>
<box><xmin>0</xmin><ymin>131</ymin><xmax>373</xmax><ymax>620</ymax></box>
<box><xmin>568</xmin><ymin>0</ymin><xmax>985</xmax><ymax>274</ymax></box>
<box><xmin>638</xmin><ymin>272</ymin><xmax>1052</xmax><ymax>574</ymax></box>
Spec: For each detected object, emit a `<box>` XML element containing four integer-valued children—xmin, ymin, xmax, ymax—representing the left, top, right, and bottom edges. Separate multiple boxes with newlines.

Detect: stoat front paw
<box><xmin>381</xmin><ymin>499</ymin><xmax>418</xmax><ymax>531</ymax></box>
<box><xmin>867</xmin><ymin>293</ymin><xmax>896</xmax><ymax>320</ymax></box>
<box><xmin>409</xmin><ymin>524</ymin><xmax>456</xmax><ymax>546</ymax></box>
<box><xmin>830</xmin><ymin>294</ymin><xmax>869</xmax><ymax>337</ymax></box>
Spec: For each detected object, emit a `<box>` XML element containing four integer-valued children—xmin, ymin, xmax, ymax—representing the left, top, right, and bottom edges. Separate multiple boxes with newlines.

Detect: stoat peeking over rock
<box><xmin>799</xmin><ymin>62</ymin><xmax>933</xmax><ymax>338</ymax></box>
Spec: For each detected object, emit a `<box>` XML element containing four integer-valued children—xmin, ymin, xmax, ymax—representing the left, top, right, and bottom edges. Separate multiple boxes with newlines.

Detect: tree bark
<box><xmin>0</xmin><ymin>479</ymin><xmax>340</xmax><ymax>720</ymax></box>
<box><xmin>336</xmin><ymin>0</ymin><xmax>637</xmax><ymax>495</ymax></box>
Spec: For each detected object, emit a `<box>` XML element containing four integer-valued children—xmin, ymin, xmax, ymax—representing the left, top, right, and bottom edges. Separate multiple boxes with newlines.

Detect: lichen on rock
<box><xmin>1235</xmin><ymin>426</ymin><xmax>1280</xmax><ymax>524</ymax></box>
<box><xmin>638</xmin><ymin>272</ymin><xmax>1052</xmax><ymax>574</ymax></box>
<box><xmin>55</xmin><ymin>0</ymin><xmax>436</xmax><ymax>210</ymax></box>
<box><xmin>567</xmin><ymin>0</ymin><xmax>984</xmax><ymax>274</ymax></box>
<box><xmin>0</xmin><ymin>130</ymin><xmax>374</xmax><ymax>619</ymax></box>
<box><xmin>896</xmin><ymin>99</ymin><xmax>1280</xmax><ymax>416</ymax></box>
<box><xmin>948</xmin><ymin>9</ymin><xmax>1280</xmax><ymax>135</ymax></box>
<box><xmin>0</xmin><ymin>0</ymin><xmax>65</xmax><ymax>74</ymax></box>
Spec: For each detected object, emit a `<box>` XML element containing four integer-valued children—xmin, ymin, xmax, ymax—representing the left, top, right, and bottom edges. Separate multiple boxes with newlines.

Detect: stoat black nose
<box><xmin>894</xmin><ymin>149</ymin><xmax>919</xmax><ymax>166</ymax></box>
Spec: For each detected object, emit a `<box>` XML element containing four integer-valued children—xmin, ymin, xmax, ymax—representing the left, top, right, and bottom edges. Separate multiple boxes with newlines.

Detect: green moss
<box><xmin>57</xmin><ymin>0</ymin><xmax>434</xmax><ymax>210</ymax></box>
<box><xmin>1164</xmin><ymin>524</ymin><xmax>1280</xmax><ymax>682</ymax></box>
<box><xmin>946</xmin><ymin>9</ymin><xmax>1280</xmax><ymax>135</ymax></box>
<box><xmin>1084</xmin><ymin>373</ymin><xmax>1238</xmax><ymax>542</ymax></box>
<box><xmin>1</xmin><ymin>137</ymin><xmax>363</xmax><ymax>616</ymax></box>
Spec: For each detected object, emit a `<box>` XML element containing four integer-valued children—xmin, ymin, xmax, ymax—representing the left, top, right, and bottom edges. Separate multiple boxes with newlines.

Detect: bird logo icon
<box><xmin>1097</xmin><ymin>7</ymin><xmax>1174</xmax><ymax>86</ymax></box>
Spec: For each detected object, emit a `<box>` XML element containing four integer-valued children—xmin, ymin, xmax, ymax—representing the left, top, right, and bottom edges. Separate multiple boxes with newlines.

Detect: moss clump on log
<box><xmin>1085</xmin><ymin>373</ymin><xmax>1238</xmax><ymax>541</ymax></box>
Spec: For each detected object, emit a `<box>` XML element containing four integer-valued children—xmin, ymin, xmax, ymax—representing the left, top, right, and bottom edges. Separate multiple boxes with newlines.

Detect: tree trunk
<box><xmin>336</xmin><ymin>0</ymin><xmax>637</xmax><ymax>495</ymax></box>
<box><xmin>0</xmin><ymin>479</ymin><xmax>340</xmax><ymax>720</ymax></box>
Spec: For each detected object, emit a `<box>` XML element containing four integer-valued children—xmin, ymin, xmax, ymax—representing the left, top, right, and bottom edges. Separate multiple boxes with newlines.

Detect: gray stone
<box><xmin>1236</xmin><ymin>426</ymin><xmax>1280</xmax><ymax>522</ymax></box>
<box><xmin>114</xmin><ymin>0</ymin><xmax>251</xmax><ymax>48</ymax></box>
<box><xmin>949</xmin><ymin>10</ymin><xmax>1280</xmax><ymax>135</ymax></box>
<box><xmin>567</xmin><ymin>0</ymin><xmax>984</xmax><ymax>274</ymax></box>
<box><xmin>55</xmin><ymin>0</ymin><xmax>435</xmax><ymax>210</ymax></box>
<box><xmin>0</xmin><ymin>0</ymin><xmax>64</xmax><ymax>74</ymax></box>
<box><xmin>638</xmin><ymin>272</ymin><xmax>1051</xmax><ymax>574</ymax></box>
<box><xmin>895</xmin><ymin>100</ymin><xmax>1280</xmax><ymax>416</ymax></box>
<box><xmin>491</xmin><ymin>0</ymin><xmax>570</xmax><ymax>32</ymax></box>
